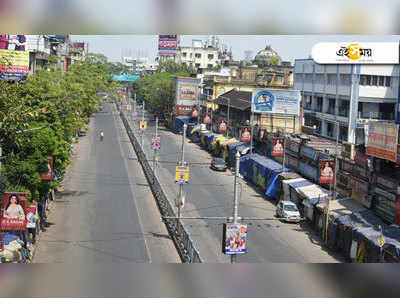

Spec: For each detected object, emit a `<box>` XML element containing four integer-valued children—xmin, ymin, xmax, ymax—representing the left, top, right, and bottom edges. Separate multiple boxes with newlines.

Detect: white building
<box><xmin>177</xmin><ymin>36</ymin><xmax>231</xmax><ymax>73</ymax></box>
<box><xmin>294</xmin><ymin>59</ymin><xmax>399</xmax><ymax>145</ymax></box>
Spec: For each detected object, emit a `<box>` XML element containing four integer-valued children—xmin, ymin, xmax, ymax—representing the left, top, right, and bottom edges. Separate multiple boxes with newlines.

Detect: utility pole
<box><xmin>177</xmin><ymin>124</ymin><xmax>187</xmax><ymax>230</ymax></box>
<box><xmin>326</xmin><ymin>121</ymin><xmax>340</xmax><ymax>243</ymax></box>
<box><xmin>282</xmin><ymin>111</ymin><xmax>287</xmax><ymax>172</ymax></box>
<box><xmin>231</xmin><ymin>150</ymin><xmax>241</xmax><ymax>264</ymax></box>
<box><xmin>227</xmin><ymin>98</ymin><xmax>230</xmax><ymax>138</ymax></box>
<box><xmin>141</xmin><ymin>101</ymin><xmax>145</xmax><ymax>148</ymax></box>
<box><xmin>153</xmin><ymin>117</ymin><xmax>158</xmax><ymax>175</ymax></box>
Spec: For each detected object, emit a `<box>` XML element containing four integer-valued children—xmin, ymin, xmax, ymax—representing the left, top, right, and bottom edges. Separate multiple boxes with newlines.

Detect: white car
<box><xmin>276</xmin><ymin>201</ymin><xmax>301</xmax><ymax>223</ymax></box>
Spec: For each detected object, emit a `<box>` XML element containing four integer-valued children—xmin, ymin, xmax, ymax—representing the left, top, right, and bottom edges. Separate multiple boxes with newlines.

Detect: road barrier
<box><xmin>117</xmin><ymin>102</ymin><xmax>203</xmax><ymax>263</ymax></box>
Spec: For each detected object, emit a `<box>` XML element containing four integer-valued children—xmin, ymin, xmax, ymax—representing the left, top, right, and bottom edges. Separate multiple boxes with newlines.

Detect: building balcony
<box><xmin>338</xmin><ymin>109</ymin><xmax>349</xmax><ymax>117</ymax></box>
<box><xmin>326</xmin><ymin>108</ymin><xmax>335</xmax><ymax>115</ymax></box>
<box><xmin>314</xmin><ymin>105</ymin><xmax>323</xmax><ymax>113</ymax></box>
<box><xmin>358</xmin><ymin>111</ymin><xmax>395</xmax><ymax>121</ymax></box>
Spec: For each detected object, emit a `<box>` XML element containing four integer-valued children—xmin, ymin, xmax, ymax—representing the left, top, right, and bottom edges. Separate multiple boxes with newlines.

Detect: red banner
<box><xmin>40</xmin><ymin>156</ymin><xmax>53</xmax><ymax>181</ymax></box>
<box><xmin>219</xmin><ymin>120</ymin><xmax>227</xmax><ymax>133</ymax></box>
<box><xmin>203</xmin><ymin>113</ymin><xmax>212</xmax><ymax>125</ymax></box>
<box><xmin>272</xmin><ymin>137</ymin><xmax>284</xmax><ymax>157</ymax></box>
<box><xmin>319</xmin><ymin>160</ymin><xmax>335</xmax><ymax>184</ymax></box>
<box><xmin>192</xmin><ymin>107</ymin><xmax>199</xmax><ymax>118</ymax></box>
<box><xmin>241</xmin><ymin>127</ymin><xmax>251</xmax><ymax>143</ymax></box>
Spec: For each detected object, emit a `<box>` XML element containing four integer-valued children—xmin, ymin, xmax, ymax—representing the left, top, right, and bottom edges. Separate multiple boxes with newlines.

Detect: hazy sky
<box><xmin>72</xmin><ymin>35</ymin><xmax>400</xmax><ymax>64</ymax></box>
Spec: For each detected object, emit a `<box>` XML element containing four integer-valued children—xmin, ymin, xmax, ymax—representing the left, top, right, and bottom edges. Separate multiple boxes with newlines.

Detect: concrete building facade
<box><xmin>294</xmin><ymin>59</ymin><xmax>399</xmax><ymax>145</ymax></box>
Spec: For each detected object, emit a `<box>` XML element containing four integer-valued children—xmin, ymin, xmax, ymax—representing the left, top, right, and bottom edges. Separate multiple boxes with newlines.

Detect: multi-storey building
<box><xmin>294</xmin><ymin>59</ymin><xmax>399</xmax><ymax>144</ymax></box>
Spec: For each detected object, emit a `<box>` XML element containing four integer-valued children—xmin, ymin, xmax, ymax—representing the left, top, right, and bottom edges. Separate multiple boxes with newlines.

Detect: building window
<box><xmin>208</xmin><ymin>54</ymin><xmax>214</xmax><ymax>60</ymax></box>
<box><xmin>372</xmin><ymin>75</ymin><xmax>378</xmax><ymax>86</ymax></box>
<box><xmin>385</xmin><ymin>76</ymin><xmax>391</xmax><ymax>87</ymax></box>
<box><xmin>327</xmin><ymin>74</ymin><xmax>336</xmax><ymax>85</ymax></box>
<box><xmin>195</xmin><ymin>63</ymin><xmax>200</xmax><ymax>68</ymax></box>
<box><xmin>365</xmin><ymin>75</ymin><xmax>371</xmax><ymax>85</ymax></box>
<box><xmin>340</xmin><ymin>74</ymin><xmax>350</xmax><ymax>85</ymax></box>
<box><xmin>378</xmin><ymin>76</ymin><xmax>385</xmax><ymax>87</ymax></box>
<box><xmin>190</xmin><ymin>53</ymin><xmax>192</xmax><ymax>58</ymax></box>
<box><xmin>207</xmin><ymin>64</ymin><xmax>213</xmax><ymax>69</ymax></box>
<box><xmin>275</xmin><ymin>75</ymin><xmax>283</xmax><ymax>82</ymax></box>
<box><xmin>182</xmin><ymin>52</ymin><xmax>187</xmax><ymax>58</ymax></box>
<box><xmin>195</xmin><ymin>53</ymin><xmax>201</xmax><ymax>59</ymax></box>
<box><xmin>360</xmin><ymin>75</ymin><xmax>367</xmax><ymax>86</ymax></box>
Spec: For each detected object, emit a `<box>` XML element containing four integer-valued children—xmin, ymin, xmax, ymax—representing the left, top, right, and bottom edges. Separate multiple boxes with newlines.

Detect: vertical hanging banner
<box><xmin>40</xmin><ymin>156</ymin><xmax>54</xmax><ymax>181</ymax></box>
<box><xmin>219</xmin><ymin>120</ymin><xmax>227</xmax><ymax>133</ymax></box>
<box><xmin>0</xmin><ymin>192</ymin><xmax>28</xmax><ymax>231</ymax></box>
<box><xmin>203</xmin><ymin>113</ymin><xmax>212</xmax><ymax>125</ymax></box>
<box><xmin>151</xmin><ymin>136</ymin><xmax>161</xmax><ymax>151</ymax></box>
<box><xmin>240</xmin><ymin>127</ymin><xmax>252</xmax><ymax>143</ymax></box>
<box><xmin>174</xmin><ymin>166</ymin><xmax>190</xmax><ymax>184</ymax></box>
<box><xmin>222</xmin><ymin>223</ymin><xmax>248</xmax><ymax>255</ymax></box>
<box><xmin>191</xmin><ymin>107</ymin><xmax>199</xmax><ymax>118</ymax></box>
<box><xmin>272</xmin><ymin>137</ymin><xmax>284</xmax><ymax>157</ymax></box>
<box><xmin>319</xmin><ymin>160</ymin><xmax>335</xmax><ymax>184</ymax></box>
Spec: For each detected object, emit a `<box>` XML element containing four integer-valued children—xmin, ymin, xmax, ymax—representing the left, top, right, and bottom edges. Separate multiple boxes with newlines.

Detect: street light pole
<box><xmin>153</xmin><ymin>117</ymin><xmax>158</xmax><ymax>175</ymax></box>
<box><xmin>141</xmin><ymin>101</ymin><xmax>145</xmax><ymax>148</ymax></box>
<box><xmin>177</xmin><ymin>124</ymin><xmax>187</xmax><ymax>230</ymax></box>
<box><xmin>231</xmin><ymin>150</ymin><xmax>241</xmax><ymax>264</ymax></box>
<box><xmin>282</xmin><ymin>112</ymin><xmax>287</xmax><ymax>172</ymax></box>
<box><xmin>227</xmin><ymin>98</ymin><xmax>230</xmax><ymax>138</ymax></box>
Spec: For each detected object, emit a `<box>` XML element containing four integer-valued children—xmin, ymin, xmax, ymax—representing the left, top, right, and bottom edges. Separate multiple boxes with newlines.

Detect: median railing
<box><xmin>116</xmin><ymin>101</ymin><xmax>203</xmax><ymax>263</ymax></box>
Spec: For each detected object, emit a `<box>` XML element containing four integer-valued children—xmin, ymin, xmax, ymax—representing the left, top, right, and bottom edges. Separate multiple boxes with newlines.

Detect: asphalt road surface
<box><xmin>124</xmin><ymin>103</ymin><xmax>343</xmax><ymax>263</ymax></box>
<box><xmin>33</xmin><ymin>103</ymin><xmax>179</xmax><ymax>263</ymax></box>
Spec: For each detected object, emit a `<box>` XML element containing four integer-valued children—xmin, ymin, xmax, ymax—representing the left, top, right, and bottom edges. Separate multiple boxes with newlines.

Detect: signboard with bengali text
<box><xmin>366</xmin><ymin>121</ymin><xmax>398</xmax><ymax>162</ymax></box>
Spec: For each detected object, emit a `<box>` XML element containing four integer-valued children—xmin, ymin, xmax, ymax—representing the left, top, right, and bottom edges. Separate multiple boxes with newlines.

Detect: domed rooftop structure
<box><xmin>254</xmin><ymin>45</ymin><xmax>281</xmax><ymax>66</ymax></box>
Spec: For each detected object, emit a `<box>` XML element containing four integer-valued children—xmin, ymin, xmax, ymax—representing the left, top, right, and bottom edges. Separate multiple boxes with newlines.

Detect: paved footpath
<box><xmin>33</xmin><ymin>103</ymin><xmax>180</xmax><ymax>263</ymax></box>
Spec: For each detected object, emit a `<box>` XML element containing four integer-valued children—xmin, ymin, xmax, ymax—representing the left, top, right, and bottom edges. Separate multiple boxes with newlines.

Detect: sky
<box><xmin>72</xmin><ymin>35</ymin><xmax>400</xmax><ymax>64</ymax></box>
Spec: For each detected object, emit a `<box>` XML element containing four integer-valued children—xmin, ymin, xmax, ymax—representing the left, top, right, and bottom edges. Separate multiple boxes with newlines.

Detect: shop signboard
<box><xmin>287</xmin><ymin>155</ymin><xmax>299</xmax><ymax>170</ymax></box>
<box><xmin>0</xmin><ymin>49</ymin><xmax>29</xmax><ymax>80</ymax></box>
<box><xmin>289</xmin><ymin>140</ymin><xmax>300</xmax><ymax>153</ymax></box>
<box><xmin>222</xmin><ymin>223</ymin><xmax>248</xmax><ymax>255</ymax></box>
<box><xmin>219</xmin><ymin>120</ymin><xmax>227</xmax><ymax>133</ymax></box>
<box><xmin>349</xmin><ymin>176</ymin><xmax>369</xmax><ymax>194</ymax></box>
<box><xmin>40</xmin><ymin>156</ymin><xmax>53</xmax><ymax>181</ymax></box>
<box><xmin>366</xmin><ymin>121</ymin><xmax>398</xmax><ymax>162</ymax></box>
<box><xmin>175</xmin><ymin>166</ymin><xmax>189</xmax><ymax>184</ymax></box>
<box><xmin>300</xmin><ymin>145</ymin><xmax>318</xmax><ymax>161</ymax></box>
<box><xmin>319</xmin><ymin>160</ymin><xmax>335</xmax><ymax>184</ymax></box>
<box><xmin>240</xmin><ymin>127</ymin><xmax>252</xmax><ymax>143</ymax></box>
<box><xmin>252</xmin><ymin>89</ymin><xmax>300</xmax><ymax>116</ymax></box>
<box><xmin>158</xmin><ymin>35</ymin><xmax>178</xmax><ymax>56</ymax></box>
<box><xmin>0</xmin><ymin>192</ymin><xmax>28</xmax><ymax>231</ymax></box>
<box><xmin>298</xmin><ymin>161</ymin><xmax>318</xmax><ymax>181</ymax></box>
<box><xmin>175</xmin><ymin>77</ymin><xmax>200</xmax><ymax>107</ymax></box>
<box><xmin>354</xmin><ymin>151</ymin><xmax>369</xmax><ymax>168</ymax></box>
<box><xmin>272</xmin><ymin>137</ymin><xmax>284</xmax><ymax>157</ymax></box>
<box><xmin>175</xmin><ymin>105</ymin><xmax>194</xmax><ymax>116</ymax></box>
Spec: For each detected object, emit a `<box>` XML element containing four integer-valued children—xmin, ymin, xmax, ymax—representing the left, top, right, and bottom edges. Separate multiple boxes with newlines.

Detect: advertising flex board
<box><xmin>158</xmin><ymin>35</ymin><xmax>178</xmax><ymax>56</ymax></box>
<box><xmin>0</xmin><ymin>49</ymin><xmax>29</xmax><ymax>79</ymax></box>
<box><xmin>222</xmin><ymin>223</ymin><xmax>248</xmax><ymax>255</ymax></box>
<box><xmin>1</xmin><ymin>192</ymin><xmax>28</xmax><ymax>231</ymax></box>
<box><xmin>272</xmin><ymin>138</ymin><xmax>284</xmax><ymax>157</ymax></box>
<box><xmin>319</xmin><ymin>160</ymin><xmax>335</xmax><ymax>184</ymax></box>
<box><xmin>175</xmin><ymin>77</ymin><xmax>200</xmax><ymax>108</ymax></box>
<box><xmin>252</xmin><ymin>89</ymin><xmax>300</xmax><ymax>116</ymax></box>
<box><xmin>366</xmin><ymin>121</ymin><xmax>399</xmax><ymax>162</ymax></box>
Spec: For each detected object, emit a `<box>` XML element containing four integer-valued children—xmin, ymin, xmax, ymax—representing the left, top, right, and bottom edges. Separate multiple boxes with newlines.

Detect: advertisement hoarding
<box><xmin>240</xmin><ymin>127</ymin><xmax>251</xmax><ymax>143</ymax></box>
<box><xmin>222</xmin><ymin>223</ymin><xmax>248</xmax><ymax>255</ymax></box>
<box><xmin>175</xmin><ymin>166</ymin><xmax>189</xmax><ymax>184</ymax></box>
<box><xmin>175</xmin><ymin>77</ymin><xmax>200</xmax><ymax>110</ymax></box>
<box><xmin>319</xmin><ymin>160</ymin><xmax>335</xmax><ymax>184</ymax></box>
<box><xmin>1</xmin><ymin>192</ymin><xmax>28</xmax><ymax>231</ymax></box>
<box><xmin>175</xmin><ymin>105</ymin><xmax>194</xmax><ymax>116</ymax></box>
<box><xmin>158</xmin><ymin>35</ymin><xmax>178</xmax><ymax>56</ymax></box>
<box><xmin>272</xmin><ymin>137</ymin><xmax>284</xmax><ymax>157</ymax></box>
<box><xmin>366</xmin><ymin>121</ymin><xmax>399</xmax><ymax>162</ymax></box>
<box><xmin>40</xmin><ymin>156</ymin><xmax>54</xmax><ymax>181</ymax></box>
<box><xmin>0</xmin><ymin>49</ymin><xmax>29</xmax><ymax>79</ymax></box>
<box><xmin>219</xmin><ymin>120</ymin><xmax>227</xmax><ymax>133</ymax></box>
<box><xmin>252</xmin><ymin>89</ymin><xmax>300</xmax><ymax>116</ymax></box>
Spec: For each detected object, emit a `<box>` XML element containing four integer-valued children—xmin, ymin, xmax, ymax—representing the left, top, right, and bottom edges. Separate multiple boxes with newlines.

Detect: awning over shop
<box><xmin>297</xmin><ymin>184</ymin><xmax>329</xmax><ymax>205</ymax></box>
